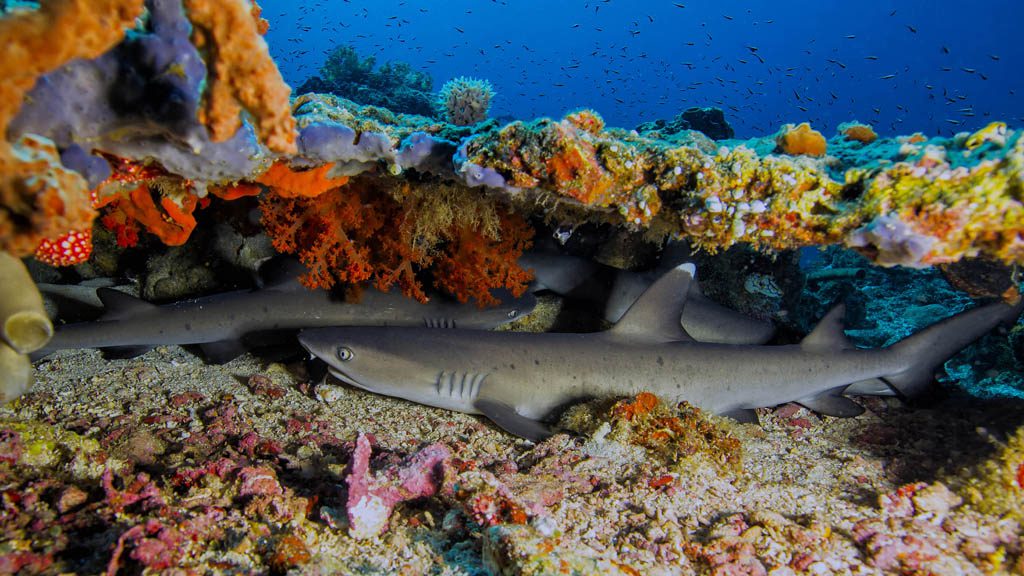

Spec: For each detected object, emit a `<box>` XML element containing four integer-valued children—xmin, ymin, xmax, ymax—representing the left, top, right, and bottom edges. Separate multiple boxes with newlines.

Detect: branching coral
<box><xmin>298</xmin><ymin>46</ymin><xmax>435</xmax><ymax>117</ymax></box>
<box><xmin>182</xmin><ymin>0</ymin><xmax>297</xmax><ymax>154</ymax></box>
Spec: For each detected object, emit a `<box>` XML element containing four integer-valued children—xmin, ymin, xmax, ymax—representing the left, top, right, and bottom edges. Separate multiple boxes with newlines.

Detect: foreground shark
<box><xmin>34</xmin><ymin>277</ymin><xmax>535</xmax><ymax>363</ymax></box>
<box><xmin>300</xmin><ymin>263</ymin><xmax>1022</xmax><ymax>441</ymax></box>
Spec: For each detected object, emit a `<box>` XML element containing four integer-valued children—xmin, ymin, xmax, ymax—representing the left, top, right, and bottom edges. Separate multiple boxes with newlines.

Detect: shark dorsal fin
<box><xmin>801</xmin><ymin>304</ymin><xmax>854</xmax><ymax>351</ymax></box>
<box><xmin>96</xmin><ymin>288</ymin><xmax>156</xmax><ymax>320</ymax></box>
<box><xmin>611</xmin><ymin>263</ymin><xmax>695</xmax><ymax>342</ymax></box>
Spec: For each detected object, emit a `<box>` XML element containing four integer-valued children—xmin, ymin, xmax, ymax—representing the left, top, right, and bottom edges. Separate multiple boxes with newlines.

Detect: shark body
<box><xmin>35</xmin><ymin>279</ymin><xmax>535</xmax><ymax>362</ymax></box>
<box><xmin>300</xmin><ymin>263</ymin><xmax>1022</xmax><ymax>441</ymax></box>
<box><xmin>522</xmin><ymin>248</ymin><xmax>776</xmax><ymax>345</ymax></box>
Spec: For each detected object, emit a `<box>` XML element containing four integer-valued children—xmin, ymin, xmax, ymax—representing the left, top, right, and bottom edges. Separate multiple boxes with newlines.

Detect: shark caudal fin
<box><xmin>871</xmin><ymin>298</ymin><xmax>1024</xmax><ymax>399</ymax></box>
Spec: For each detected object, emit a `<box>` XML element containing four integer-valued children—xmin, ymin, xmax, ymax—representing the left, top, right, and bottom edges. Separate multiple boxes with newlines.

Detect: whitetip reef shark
<box><xmin>299</xmin><ymin>263</ymin><xmax>1023</xmax><ymax>442</ymax></box>
<box><xmin>33</xmin><ymin>273</ymin><xmax>535</xmax><ymax>363</ymax></box>
<box><xmin>522</xmin><ymin>247</ymin><xmax>776</xmax><ymax>345</ymax></box>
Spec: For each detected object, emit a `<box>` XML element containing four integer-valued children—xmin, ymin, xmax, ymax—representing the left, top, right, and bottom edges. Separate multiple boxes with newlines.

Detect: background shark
<box><xmin>300</xmin><ymin>263</ymin><xmax>1023</xmax><ymax>442</ymax></box>
<box><xmin>522</xmin><ymin>244</ymin><xmax>776</xmax><ymax>345</ymax></box>
<box><xmin>34</xmin><ymin>273</ymin><xmax>535</xmax><ymax>363</ymax></box>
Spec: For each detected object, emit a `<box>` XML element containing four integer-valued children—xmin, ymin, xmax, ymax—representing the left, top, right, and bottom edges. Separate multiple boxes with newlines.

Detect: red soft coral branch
<box><xmin>433</xmin><ymin>212</ymin><xmax>534</xmax><ymax>307</ymax></box>
<box><xmin>259</xmin><ymin>179</ymin><xmax>423</xmax><ymax>296</ymax></box>
<box><xmin>259</xmin><ymin>177</ymin><xmax>533</xmax><ymax>306</ymax></box>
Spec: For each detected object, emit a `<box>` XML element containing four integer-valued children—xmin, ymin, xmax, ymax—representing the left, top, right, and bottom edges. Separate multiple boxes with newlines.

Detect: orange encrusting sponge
<box><xmin>775</xmin><ymin>122</ymin><xmax>827</xmax><ymax>157</ymax></box>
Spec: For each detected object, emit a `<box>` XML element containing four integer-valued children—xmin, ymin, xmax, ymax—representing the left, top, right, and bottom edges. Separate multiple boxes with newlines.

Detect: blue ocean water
<box><xmin>261</xmin><ymin>0</ymin><xmax>1022</xmax><ymax>137</ymax></box>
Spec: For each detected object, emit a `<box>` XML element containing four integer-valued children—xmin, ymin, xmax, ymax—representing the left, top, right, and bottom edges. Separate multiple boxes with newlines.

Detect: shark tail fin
<box><xmin>879</xmin><ymin>299</ymin><xmax>1024</xmax><ymax>399</ymax></box>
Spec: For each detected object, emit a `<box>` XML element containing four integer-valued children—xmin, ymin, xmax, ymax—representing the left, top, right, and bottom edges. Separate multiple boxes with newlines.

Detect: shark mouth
<box><xmin>327</xmin><ymin>368</ymin><xmax>368</xmax><ymax>390</ymax></box>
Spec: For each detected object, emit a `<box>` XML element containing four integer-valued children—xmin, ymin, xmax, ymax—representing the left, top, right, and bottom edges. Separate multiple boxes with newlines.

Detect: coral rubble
<box><xmin>7</xmin><ymin>349</ymin><xmax>1021</xmax><ymax>573</ymax></box>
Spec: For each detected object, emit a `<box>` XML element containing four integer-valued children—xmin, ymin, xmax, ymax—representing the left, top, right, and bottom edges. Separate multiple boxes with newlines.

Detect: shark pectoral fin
<box><xmin>101</xmin><ymin>345</ymin><xmax>153</xmax><ymax>359</ymax></box>
<box><xmin>96</xmin><ymin>288</ymin><xmax>157</xmax><ymax>321</ymax></box>
<box><xmin>474</xmin><ymin>398</ymin><xmax>555</xmax><ymax>443</ymax></box>
<box><xmin>611</xmin><ymin>263</ymin><xmax>696</xmax><ymax>343</ymax></box>
<box><xmin>844</xmin><ymin>378</ymin><xmax>898</xmax><ymax>397</ymax></box>
<box><xmin>198</xmin><ymin>340</ymin><xmax>248</xmax><ymax>364</ymax></box>
<box><xmin>721</xmin><ymin>408</ymin><xmax>759</xmax><ymax>424</ymax></box>
<box><xmin>796</xmin><ymin>391</ymin><xmax>865</xmax><ymax>418</ymax></box>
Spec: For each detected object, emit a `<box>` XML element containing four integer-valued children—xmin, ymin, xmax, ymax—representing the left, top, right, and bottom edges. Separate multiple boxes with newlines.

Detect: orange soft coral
<box><xmin>259</xmin><ymin>176</ymin><xmax>533</xmax><ymax>306</ymax></box>
<box><xmin>255</xmin><ymin>162</ymin><xmax>349</xmax><ymax>198</ymax></box>
<box><xmin>183</xmin><ymin>0</ymin><xmax>297</xmax><ymax>154</ymax></box>
<box><xmin>839</xmin><ymin>122</ymin><xmax>878</xmax><ymax>144</ymax></box>
<box><xmin>259</xmin><ymin>178</ymin><xmax>426</xmax><ymax>297</ymax></box>
<box><xmin>775</xmin><ymin>122</ymin><xmax>827</xmax><ymax>157</ymax></box>
<box><xmin>432</xmin><ymin>212</ymin><xmax>534</xmax><ymax>307</ymax></box>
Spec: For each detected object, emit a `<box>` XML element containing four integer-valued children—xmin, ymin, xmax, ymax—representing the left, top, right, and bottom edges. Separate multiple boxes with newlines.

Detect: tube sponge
<box><xmin>437</xmin><ymin>77</ymin><xmax>494</xmax><ymax>126</ymax></box>
<box><xmin>0</xmin><ymin>252</ymin><xmax>53</xmax><ymax>354</ymax></box>
<box><xmin>0</xmin><ymin>341</ymin><xmax>31</xmax><ymax>404</ymax></box>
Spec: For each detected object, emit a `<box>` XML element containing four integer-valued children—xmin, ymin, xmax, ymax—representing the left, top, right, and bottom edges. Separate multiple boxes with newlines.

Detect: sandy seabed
<box><xmin>0</xmin><ymin>343</ymin><xmax>1021</xmax><ymax>575</ymax></box>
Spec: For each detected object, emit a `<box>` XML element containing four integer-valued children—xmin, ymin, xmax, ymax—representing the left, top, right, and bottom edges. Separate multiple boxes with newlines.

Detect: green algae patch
<box><xmin>0</xmin><ymin>418</ymin><xmax>101</xmax><ymax>468</ymax></box>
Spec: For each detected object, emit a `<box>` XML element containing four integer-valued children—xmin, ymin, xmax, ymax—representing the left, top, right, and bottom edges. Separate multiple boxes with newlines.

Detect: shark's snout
<box><xmin>297</xmin><ymin>329</ymin><xmax>344</xmax><ymax>361</ymax></box>
<box><xmin>298</xmin><ymin>329</ymin><xmax>364</xmax><ymax>387</ymax></box>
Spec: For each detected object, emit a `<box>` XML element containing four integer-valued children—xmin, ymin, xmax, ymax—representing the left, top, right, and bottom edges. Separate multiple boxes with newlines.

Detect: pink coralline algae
<box><xmin>852</xmin><ymin>482</ymin><xmax>1022</xmax><ymax>574</ymax></box>
<box><xmin>344</xmin><ymin>432</ymin><xmax>452</xmax><ymax>539</ymax></box>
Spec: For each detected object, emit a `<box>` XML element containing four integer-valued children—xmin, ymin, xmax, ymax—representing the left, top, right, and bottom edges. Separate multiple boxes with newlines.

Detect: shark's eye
<box><xmin>336</xmin><ymin>346</ymin><xmax>354</xmax><ymax>362</ymax></box>
<box><xmin>507</xmin><ymin>309</ymin><xmax>518</xmax><ymax>319</ymax></box>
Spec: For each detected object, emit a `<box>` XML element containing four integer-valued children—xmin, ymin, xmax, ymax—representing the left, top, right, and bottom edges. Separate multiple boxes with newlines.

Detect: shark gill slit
<box><xmin>424</xmin><ymin>317</ymin><xmax>457</xmax><ymax>329</ymax></box>
<box><xmin>435</xmin><ymin>371</ymin><xmax>487</xmax><ymax>398</ymax></box>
